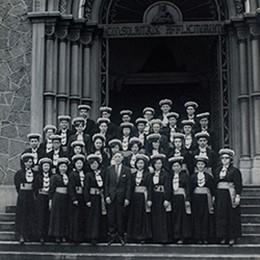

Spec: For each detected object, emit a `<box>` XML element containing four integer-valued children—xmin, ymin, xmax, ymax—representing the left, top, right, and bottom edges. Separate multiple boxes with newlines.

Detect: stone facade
<box><xmin>0</xmin><ymin>0</ymin><xmax>32</xmax><ymax>185</ymax></box>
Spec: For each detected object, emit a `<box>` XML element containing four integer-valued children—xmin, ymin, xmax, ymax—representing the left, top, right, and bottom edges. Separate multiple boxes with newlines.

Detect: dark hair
<box><xmin>56</xmin><ymin>162</ymin><xmax>69</xmax><ymax>175</ymax></box>
<box><xmin>21</xmin><ymin>157</ymin><xmax>34</xmax><ymax>170</ymax></box>
<box><xmin>169</xmin><ymin>160</ymin><xmax>183</xmax><ymax>170</ymax></box>
<box><xmin>128</xmin><ymin>141</ymin><xmax>142</xmax><ymax>151</ymax></box>
<box><xmin>88</xmin><ymin>158</ymin><xmax>101</xmax><ymax>170</ymax></box>
<box><xmin>151</xmin><ymin>158</ymin><xmax>164</xmax><ymax>169</ymax></box>
<box><xmin>134</xmin><ymin>158</ymin><xmax>149</xmax><ymax>171</ymax></box>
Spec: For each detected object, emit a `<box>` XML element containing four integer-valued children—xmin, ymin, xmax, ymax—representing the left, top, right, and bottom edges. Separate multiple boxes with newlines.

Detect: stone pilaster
<box><xmin>234</xmin><ymin>20</ymin><xmax>252</xmax><ymax>183</ymax></box>
<box><xmin>248</xmin><ymin>17</ymin><xmax>260</xmax><ymax>183</ymax></box>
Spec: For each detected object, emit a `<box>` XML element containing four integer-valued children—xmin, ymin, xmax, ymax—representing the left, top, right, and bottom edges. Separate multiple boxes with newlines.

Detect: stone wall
<box><xmin>0</xmin><ymin>0</ymin><xmax>32</xmax><ymax>185</ymax></box>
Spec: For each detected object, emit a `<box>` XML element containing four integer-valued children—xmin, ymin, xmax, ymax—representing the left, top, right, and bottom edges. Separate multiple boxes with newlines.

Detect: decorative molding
<box><xmin>234</xmin><ymin>0</ymin><xmax>245</xmax><ymax>16</ymax></box>
<box><xmin>55</xmin><ymin>28</ymin><xmax>68</xmax><ymax>39</ymax></box>
<box><xmin>59</xmin><ymin>0</ymin><xmax>68</xmax><ymax>14</ymax></box>
<box><xmin>67</xmin><ymin>30</ymin><xmax>81</xmax><ymax>42</ymax></box>
<box><xmin>84</xmin><ymin>0</ymin><xmax>94</xmax><ymax>21</ymax></box>
<box><xmin>45</xmin><ymin>24</ymin><xmax>56</xmax><ymax>36</ymax></box>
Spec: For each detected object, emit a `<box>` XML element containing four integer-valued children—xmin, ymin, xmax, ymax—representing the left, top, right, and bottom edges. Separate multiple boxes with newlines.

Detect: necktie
<box><xmin>116</xmin><ymin>165</ymin><xmax>120</xmax><ymax>182</ymax></box>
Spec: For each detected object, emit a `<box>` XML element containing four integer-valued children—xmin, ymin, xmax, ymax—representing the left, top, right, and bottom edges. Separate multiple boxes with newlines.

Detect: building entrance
<box><xmin>108</xmin><ymin>36</ymin><xmax>221</xmax><ymax>148</ymax></box>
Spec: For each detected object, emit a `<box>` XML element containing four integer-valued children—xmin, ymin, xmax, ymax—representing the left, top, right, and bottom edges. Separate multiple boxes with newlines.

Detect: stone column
<box><xmin>235</xmin><ymin>22</ymin><xmax>252</xmax><ymax>183</ymax></box>
<box><xmin>81</xmin><ymin>30</ymin><xmax>93</xmax><ymax>102</ymax></box>
<box><xmin>44</xmin><ymin>25</ymin><xmax>56</xmax><ymax>125</ymax></box>
<box><xmin>249</xmin><ymin>19</ymin><xmax>260</xmax><ymax>183</ymax></box>
<box><xmin>67</xmin><ymin>21</ymin><xmax>84</xmax><ymax>118</ymax></box>
<box><xmin>70</xmin><ymin>41</ymin><xmax>80</xmax><ymax>119</ymax></box>
<box><xmin>30</xmin><ymin>22</ymin><xmax>45</xmax><ymax>133</ymax></box>
<box><xmin>57</xmin><ymin>39</ymin><xmax>68</xmax><ymax>116</ymax></box>
<box><xmin>54</xmin><ymin>17</ymin><xmax>72</xmax><ymax>118</ymax></box>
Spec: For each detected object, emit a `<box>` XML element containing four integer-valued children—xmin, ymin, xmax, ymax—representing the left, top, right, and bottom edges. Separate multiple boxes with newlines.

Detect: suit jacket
<box><xmin>46</xmin><ymin>149</ymin><xmax>68</xmax><ymax>161</ymax></box>
<box><xmin>105</xmin><ymin>164</ymin><xmax>131</xmax><ymax>204</ymax></box>
<box><xmin>57</xmin><ymin>128</ymin><xmax>74</xmax><ymax>146</ymax></box>
<box><xmin>84</xmin><ymin>118</ymin><xmax>98</xmax><ymax>137</ymax></box>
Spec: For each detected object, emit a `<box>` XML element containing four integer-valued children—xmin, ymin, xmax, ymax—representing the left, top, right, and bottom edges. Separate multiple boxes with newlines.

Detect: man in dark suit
<box><xmin>158</xmin><ymin>99</ymin><xmax>172</xmax><ymax>127</ymax></box>
<box><xmin>193</xmin><ymin>132</ymin><xmax>217</xmax><ymax>175</ymax></box>
<box><xmin>46</xmin><ymin>135</ymin><xmax>67</xmax><ymax>173</ymax></box>
<box><xmin>105</xmin><ymin>152</ymin><xmax>131</xmax><ymax>245</ymax></box>
<box><xmin>78</xmin><ymin>104</ymin><xmax>97</xmax><ymax>137</ymax></box>
<box><xmin>67</xmin><ymin>117</ymin><xmax>92</xmax><ymax>156</ymax></box>
<box><xmin>195</xmin><ymin>112</ymin><xmax>216</xmax><ymax>150</ymax></box>
<box><xmin>57</xmin><ymin>115</ymin><xmax>73</xmax><ymax>153</ymax></box>
<box><xmin>23</xmin><ymin>133</ymin><xmax>46</xmax><ymax>173</ymax></box>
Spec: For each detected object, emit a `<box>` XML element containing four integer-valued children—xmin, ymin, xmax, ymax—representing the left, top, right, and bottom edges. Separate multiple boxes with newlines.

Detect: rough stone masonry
<box><xmin>0</xmin><ymin>0</ymin><xmax>33</xmax><ymax>185</ymax></box>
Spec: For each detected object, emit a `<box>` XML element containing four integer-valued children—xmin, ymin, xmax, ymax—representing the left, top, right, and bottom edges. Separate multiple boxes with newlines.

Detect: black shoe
<box><xmin>229</xmin><ymin>239</ymin><xmax>235</xmax><ymax>246</ymax></box>
<box><xmin>19</xmin><ymin>236</ymin><xmax>24</xmax><ymax>245</ymax></box>
<box><xmin>118</xmin><ymin>236</ymin><xmax>125</xmax><ymax>246</ymax></box>
<box><xmin>55</xmin><ymin>237</ymin><xmax>61</xmax><ymax>244</ymax></box>
<box><xmin>220</xmin><ymin>238</ymin><xmax>226</xmax><ymax>244</ymax></box>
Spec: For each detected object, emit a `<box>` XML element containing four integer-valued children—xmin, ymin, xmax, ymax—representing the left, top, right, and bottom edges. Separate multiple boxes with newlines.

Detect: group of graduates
<box><xmin>14</xmin><ymin>99</ymin><xmax>243</xmax><ymax>246</ymax></box>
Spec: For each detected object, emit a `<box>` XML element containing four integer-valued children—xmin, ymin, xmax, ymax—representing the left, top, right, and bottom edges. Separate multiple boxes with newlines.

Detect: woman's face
<box><xmin>152</xmin><ymin>140</ymin><xmax>160</xmax><ymax>150</ymax></box>
<box><xmin>174</xmin><ymin>138</ymin><xmax>182</xmax><ymax>148</ymax></box>
<box><xmin>75</xmin><ymin>123</ymin><xmax>84</xmax><ymax>133</ymax></box>
<box><xmin>136</xmin><ymin>160</ymin><xmax>145</xmax><ymax>171</ymax></box>
<box><xmin>154</xmin><ymin>159</ymin><xmax>163</xmax><ymax>171</ymax></box>
<box><xmin>42</xmin><ymin>163</ymin><xmax>51</xmax><ymax>173</ymax></box>
<box><xmin>221</xmin><ymin>155</ymin><xmax>231</xmax><ymax>166</ymax></box>
<box><xmin>74</xmin><ymin>146</ymin><xmax>82</xmax><ymax>154</ymax></box>
<box><xmin>99</xmin><ymin>123</ymin><xmax>108</xmax><ymax>133</ymax></box>
<box><xmin>196</xmin><ymin>161</ymin><xmax>206</xmax><ymax>172</ymax></box>
<box><xmin>111</xmin><ymin>145</ymin><xmax>120</xmax><ymax>155</ymax></box>
<box><xmin>152</xmin><ymin>124</ymin><xmax>160</xmax><ymax>133</ymax></box>
<box><xmin>90</xmin><ymin>160</ymin><xmax>99</xmax><ymax>171</ymax></box>
<box><xmin>94</xmin><ymin>139</ymin><xmax>103</xmax><ymax>150</ymax></box>
<box><xmin>123</xmin><ymin>128</ymin><xmax>131</xmax><ymax>136</ymax></box>
<box><xmin>24</xmin><ymin>158</ymin><xmax>33</xmax><ymax>169</ymax></box>
<box><xmin>172</xmin><ymin>162</ymin><xmax>181</xmax><ymax>173</ymax></box>
<box><xmin>131</xmin><ymin>143</ymin><xmax>140</xmax><ymax>154</ymax></box>
<box><xmin>75</xmin><ymin>160</ymin><xmax>84</xmax><ymax>171</ymax></box>
<box><xmin>59</xmin><ymin>164</ymin><xmax>68</xmax><ymax>174</ymax></box>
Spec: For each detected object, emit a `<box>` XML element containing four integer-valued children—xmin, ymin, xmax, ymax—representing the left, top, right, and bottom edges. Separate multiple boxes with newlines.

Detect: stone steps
<box><xmin>241</xmin><ymin>214</ymin><xmax>260</xmax><ymax>223</ymax></box>
<box><xmin>1</xmin><ymin>242</ymin><xmax>260</xmax><ymax>256</ymax></box>
<box><xmin>0</xmin><ymin>185</ymin><xmax>259</xmax><ymax>259</ymax></box>
<box><xmin>0</xmin><ymin>252</ymin><xmax>259</xmax><ymax>260</ymax></box>
<box><xmin>0</xmin><ymin>213</ymin><xmax>15</xmax><ymax>222</ymax></box>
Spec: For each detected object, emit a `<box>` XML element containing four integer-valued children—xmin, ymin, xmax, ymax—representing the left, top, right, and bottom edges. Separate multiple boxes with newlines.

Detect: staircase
<box><xmin>0</xmin><ymin>185</ymin><xmax>259</xmax><ymax>259</ymax></box>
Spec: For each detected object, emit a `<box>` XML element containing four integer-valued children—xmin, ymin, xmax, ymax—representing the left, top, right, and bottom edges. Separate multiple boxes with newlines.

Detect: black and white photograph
<box><xmin>0</xmin><ymin>0</ymin><xmax>260</xmax><ymax>259</ymax></box>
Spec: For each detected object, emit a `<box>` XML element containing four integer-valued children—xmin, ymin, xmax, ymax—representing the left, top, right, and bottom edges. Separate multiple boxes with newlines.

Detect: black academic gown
<box><xmin>150</xmin><ymin>170</ymin><xmax>170</xmax><ymax>243</ymax></box>
<box><xmin>57</xmin><ymin>128</ymin><xmax>74</xmax><ymax>148</ymax></box>
<box><xmin>68</xmin><ymin>170</ymin><xmax>87</xmax><ymax>242</ymax></box>
<box><xmin>14</xmin><ymin>169</ymin><xmax>38</xmax><ymax>240</ymax></box>
<box><xmin>127</xmin><ymin>171</ymin><xmax>152</xmax><ymax>241</ymax></box>
<box><xmin>191</xmin><ymin>172</ymin><xmax>215</xmax><ymax>240</ymax></box>
<box><xmin>33</xmin><ymin>172</ymin><xmax>51</xmax><ymax>240</ymax></box>
<box><xmin>214</xmin><ymin>165</ymin><xmax>242</xmax><ymax>240</ymax></box>
<box><xmin>168</xmin><ymin>170</ymin><xmax>192</xmax><ymax>241</ymax></box>
<box><xmin>84</xmin><ymin>170</ymin><xmax>107</xmax><ymax>241</ymax></box>
<box><xmin>48</xmin><ymin>174</ymin><xmax>69</xmax><ymax>238</ymax></box>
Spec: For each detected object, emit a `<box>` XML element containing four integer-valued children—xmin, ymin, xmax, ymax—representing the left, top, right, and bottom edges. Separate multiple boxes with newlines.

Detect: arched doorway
<box><xmin>99</xmin><ymin>0</ymin><xmax>229</xmax><ymax>150</ymax></box>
